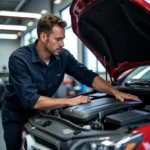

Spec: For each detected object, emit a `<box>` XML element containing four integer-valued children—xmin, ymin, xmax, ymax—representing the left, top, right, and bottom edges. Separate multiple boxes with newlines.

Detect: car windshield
<box><xmin>121</xmin><ymin>66</ymin><xmax>150</xmax><ymax>87</ymax></box>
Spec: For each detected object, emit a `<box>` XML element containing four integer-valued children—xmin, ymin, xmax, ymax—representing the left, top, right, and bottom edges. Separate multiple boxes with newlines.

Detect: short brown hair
<box><xmin>37</xmin><ymin>13</ymin><xmax>67</xmax><ymax>38</ymax></box>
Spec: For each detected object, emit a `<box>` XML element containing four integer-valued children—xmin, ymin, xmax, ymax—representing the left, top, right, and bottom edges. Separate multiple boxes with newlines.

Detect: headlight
<box><xmin>21</xmin><ymin>137</ymin><xmax>27</xmax><ymax>150</ymax></box>
<box><xmin>21</xmin><ymin>134</ymin><xmax>36</xmax><ymax>150</ymax></box>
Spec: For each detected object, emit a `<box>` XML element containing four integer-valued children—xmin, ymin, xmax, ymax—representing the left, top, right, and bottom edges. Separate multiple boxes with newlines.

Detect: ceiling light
<box><xmin>27</xmin><ymin>21</ymin><xmax>34</xmax><ymax>27</ymax></box>
<box><xmin>0</xmin><ymin>25</ymin><xmax>27</xmax><ymax>31</ymax></box>
<box><xmin>0</xmin><ymin>11</ymin><xmax>42</xmax><ymax>19</ymax></box>
<box><xmin>40</xmin><ymin>10</ymin><xmax>47</xmax><ymax>15</ymax></box>
<box><xmin>0</xmin><ymin>34</ymin><xmax>18</xmax><ymax>39</ymax></box>
<box><xmin>54</xmin><ymin>0</ymin><xmax>62</xmax><ymax>4</ymax></box>
<box><xmin>17</xmin><ymin>32</ymin><xmax>22</xmax><ymax>36</ymax></box>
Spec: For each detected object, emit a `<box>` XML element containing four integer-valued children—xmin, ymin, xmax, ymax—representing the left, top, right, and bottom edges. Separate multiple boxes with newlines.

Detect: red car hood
<box><xmin>70</xmin><ymin>0</ymin><xmax>150</xmax><ymax>81</ymax></box>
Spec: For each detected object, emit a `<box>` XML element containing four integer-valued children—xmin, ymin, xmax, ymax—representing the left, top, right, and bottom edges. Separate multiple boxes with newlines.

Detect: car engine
<box><xmin>22</xmin><ymin>93</ymin><xmax>150</xmax><ymax>150</ymax></box>
<box><xmin>52</xmin><ymin>94</ymin><xmax>145</xmax><ymax>130</ymax></box>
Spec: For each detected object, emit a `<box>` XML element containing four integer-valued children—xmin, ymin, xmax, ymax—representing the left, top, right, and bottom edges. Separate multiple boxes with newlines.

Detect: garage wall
<box><xmin>0</xmin><ymin>0</ymin><xmax>75</xmax><ymax>71</ymax></box>
<box><xmin>22</xmin><ymin>0</ymin><xmax>50</xmax><ymax>13</ymax></box>
<box><xmin>0</xmin><ymin>0</ymin><xmax>51</xmax><ymax>70</ymax></box>
<box><xmin>0</xmin><ymin>39</ymin><xmax>20</xmax><ymax>71</ymax></box>
<box><xmin>21</xmin><ymin>0</ymin><xmax>51</xmax><ymax>30</ymax></box>
<box><xmin>21</xmin><ymin>0</ymin><xmax>72</xmax><ymax>30</ymax></box>
<box><xmin>54</xmin><ymin>0</ymin><xmax>72</xmax><ymax>15</ymax></box>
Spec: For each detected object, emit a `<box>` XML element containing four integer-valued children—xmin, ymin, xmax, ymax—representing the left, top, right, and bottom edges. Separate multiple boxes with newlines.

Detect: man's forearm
<box><xmin>33</xmin><ymin>96</ymin><xmax>70</xmax><ymax>109</ymax></box>
<box><xmin>92</xmin><ymin>76</ymin><xmax>118</xmax><ymax>96</ymax></box>
<box><xmin>33</xmin><ymin>95</ymin><xmax>91</xmax><ymax>110</ymax></box>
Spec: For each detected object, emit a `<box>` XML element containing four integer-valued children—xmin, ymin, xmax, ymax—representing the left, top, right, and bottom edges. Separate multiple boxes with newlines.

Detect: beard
<box><xmin>53</xmin><ymin>48</ymin><xmax>61</xmax><ymax>56</ymax></box>
<box><xmin>44</xmin><ymin>39</ymin><xmax>62</xmax><ymax>56</ymax></box>
<box><xmin>44</xmin><ymin>44</ymin><xmax>61</xmax><ymax>56</ymax></box>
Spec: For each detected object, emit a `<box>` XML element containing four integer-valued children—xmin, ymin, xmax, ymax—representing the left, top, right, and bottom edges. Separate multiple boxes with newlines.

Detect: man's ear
<box><xmin>40</xmin><ymin>32</ymin><xmax>47</xmax><ymax>42</ymax></box>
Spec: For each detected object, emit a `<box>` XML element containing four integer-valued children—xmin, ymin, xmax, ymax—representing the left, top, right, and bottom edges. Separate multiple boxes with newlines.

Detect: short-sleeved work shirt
<box><xmin>4</xmin><ymin>40</ymin><xmax>98</xmax><ymax>110</ymax></box>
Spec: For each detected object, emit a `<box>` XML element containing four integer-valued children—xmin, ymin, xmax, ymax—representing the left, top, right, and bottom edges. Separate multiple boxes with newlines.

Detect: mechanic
<box><xmin>1</xmin><ymin>13</ymin><xmax>140</xmax><ymax>150</ymax></box>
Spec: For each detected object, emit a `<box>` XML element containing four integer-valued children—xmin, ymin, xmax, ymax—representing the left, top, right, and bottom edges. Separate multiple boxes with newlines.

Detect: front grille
<box><xmin>34</xmin><ymin>136</ymin><xmax>57</xmax><ymax>150</ymax></box>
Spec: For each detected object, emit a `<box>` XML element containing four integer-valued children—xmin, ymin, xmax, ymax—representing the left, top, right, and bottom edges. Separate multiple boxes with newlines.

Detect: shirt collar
<box><xmin>55</xmin><ymin>55</ymin><xmax>60</xmax><ymax>60</ymax></box>
<box><xmin>31</xmin><ymin>40</ymin><xmax>41</xmax><ymax>63</ymax></box>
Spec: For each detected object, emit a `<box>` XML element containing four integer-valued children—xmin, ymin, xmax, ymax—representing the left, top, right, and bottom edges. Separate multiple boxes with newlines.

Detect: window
<box><xmin>84</xmin><ymin>46</ymin><xmax>97</xmax><ymax>72</ymax></box>
<box><xmin>84</xmin><ymin>46</ymin><xmax>105</xmax><ymax>73</ymax></box>
<box><xmin>60</xmin><ymin>5</ymin><xmax>78</xmax><ymax>60</ymax></box>
<box><xmin>61</xmin><ymin>6</ymin><xmax>71</xmax><ymax>28</ymax></box>
<box><xmin>24</xmin><ymin>32</ymin><xmax>31</xmax><ymax>45</ymax></box>
<box><xmin>64</xmin><ymin>27</ymin><xmax>78</xmax><ymax>59</ymax></box>
<box><xmin>23</xmin><ymin>28</ymin><xmax>37</xmax><ymax>45</ymax></box>
<box><xmin>31</xmin><ymin>28</ymin><xmax>37</xmax><ymax>42</ymax></box>
<box><xmin>98</xmin><ymin>61</ymin><xmax>105</xmax><ymax>73</ymax></box>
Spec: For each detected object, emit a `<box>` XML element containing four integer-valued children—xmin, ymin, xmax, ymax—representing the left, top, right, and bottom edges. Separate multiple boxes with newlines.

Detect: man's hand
<box><xmin>114</xmin><ymin>91</ymin><xmax>141</xmax><ymax>102</ymax></box>
<box><xmin>92</xmin><ymin>76</ymin><xmax>141</xmax><ymax>102</ymax></box>
<box><xmin>68</xmin><ymin>95</ymin><xmax>91</xmax><ymax>106</ymax></box>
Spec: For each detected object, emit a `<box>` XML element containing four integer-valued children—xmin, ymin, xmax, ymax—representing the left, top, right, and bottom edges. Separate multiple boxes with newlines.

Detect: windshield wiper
<box><xmin>125</xmin><ymin>80</ymin><xmax>150</xmax><ymax>86</ymax></box>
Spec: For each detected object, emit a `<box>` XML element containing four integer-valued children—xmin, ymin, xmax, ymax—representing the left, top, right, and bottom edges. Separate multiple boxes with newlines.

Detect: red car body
<box><xmin>70</xmin><ymin>0</ymin><xmax>150</xmax><ymax>149</ymax></box>
<box><xmin>70</xmin><ymin>0</ymin><xmax>150</xmax><ymax>81</ymax></box>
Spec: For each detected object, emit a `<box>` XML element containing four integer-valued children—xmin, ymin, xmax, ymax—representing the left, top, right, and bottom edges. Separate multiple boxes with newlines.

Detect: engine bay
<box><xmin>36</xmin><ymin>93</ymin><xmax>150</xmax><ymax>131</ymax></box>
<box><xmin>24</xmin><ymin>92</ymin><xmax>150</xmax><ymax>150</ymax></box>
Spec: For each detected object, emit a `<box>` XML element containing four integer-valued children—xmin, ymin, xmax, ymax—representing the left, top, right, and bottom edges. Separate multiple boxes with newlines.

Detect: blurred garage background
<box><xmin>0</xmin><ymin>0</ymin><xmax>107</xmax><ymax>149</ymax></box>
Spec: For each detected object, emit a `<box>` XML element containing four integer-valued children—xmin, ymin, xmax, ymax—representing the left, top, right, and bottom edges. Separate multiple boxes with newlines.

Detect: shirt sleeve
<box><xmin>65</xmin><ymin>50</ymin><xmax>98</xmax><ymax>87</ymax></box>
<box><xmin>9</xmin><ymin>55</ymin><xmax>40</xmax><ymax>109</ymax></box>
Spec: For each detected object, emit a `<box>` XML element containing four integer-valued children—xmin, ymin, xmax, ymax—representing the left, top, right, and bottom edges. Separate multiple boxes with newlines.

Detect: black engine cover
<box><xmin>61</xmin><ymin>97</ymin><xmax>144</xmax><ymax>123</ymax></box>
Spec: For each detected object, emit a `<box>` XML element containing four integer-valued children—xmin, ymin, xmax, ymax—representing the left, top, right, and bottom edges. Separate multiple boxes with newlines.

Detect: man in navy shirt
<box><xmin>1</xmin><ymin>14</ymin><xmax>140</xmax><ymax>150</ymax></box>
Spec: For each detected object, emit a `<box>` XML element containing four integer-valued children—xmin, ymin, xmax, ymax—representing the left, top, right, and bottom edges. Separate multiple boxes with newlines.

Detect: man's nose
<box><xmin>59</xmin><ymin>41</ymin><xmax>64</xmax><ymax>47</ymax></box>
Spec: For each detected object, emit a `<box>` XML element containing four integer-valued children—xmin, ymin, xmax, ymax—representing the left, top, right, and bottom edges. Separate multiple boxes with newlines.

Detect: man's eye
<box><xmin>56</xmin><ymin>38</ymin><xmax>60</xmax><ymax>41</ymax></box>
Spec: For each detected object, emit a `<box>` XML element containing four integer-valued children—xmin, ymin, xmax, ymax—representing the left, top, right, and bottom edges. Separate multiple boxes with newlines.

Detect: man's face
<box><xmin>44</xmin><ymin>25</ymin><xmax>65</xmax><ymax>56</ymax></box>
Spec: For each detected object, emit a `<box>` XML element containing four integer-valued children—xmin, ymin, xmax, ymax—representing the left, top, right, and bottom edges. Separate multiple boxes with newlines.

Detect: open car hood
<box><xmin>70</xmin><ymin>0</ymin><xmax>150</xmax><ymax>81</ymax></box>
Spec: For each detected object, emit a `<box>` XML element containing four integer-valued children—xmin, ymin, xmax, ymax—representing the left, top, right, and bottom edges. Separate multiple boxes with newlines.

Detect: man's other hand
<box><xmin>114</xmin><ymin>91</ymin><xmax>141</xmax><ymax>102</ymax></box>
